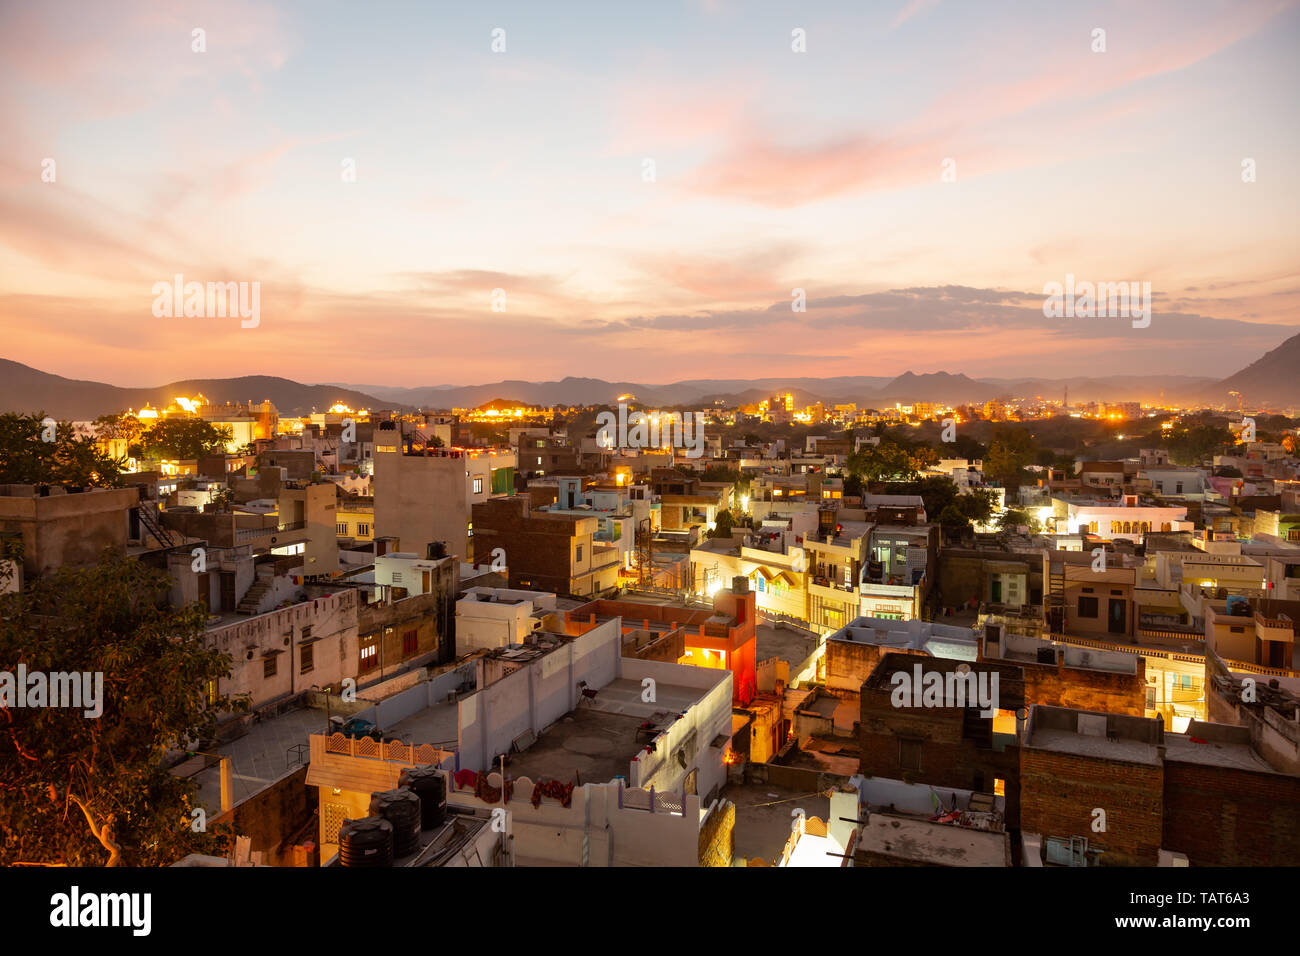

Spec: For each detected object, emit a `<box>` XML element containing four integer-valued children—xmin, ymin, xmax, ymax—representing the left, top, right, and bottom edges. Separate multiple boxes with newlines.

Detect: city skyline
<box><xmin>2</xmin><ymin>0</ymin><xmax>1299</xmax><ymax>386</ymax></box>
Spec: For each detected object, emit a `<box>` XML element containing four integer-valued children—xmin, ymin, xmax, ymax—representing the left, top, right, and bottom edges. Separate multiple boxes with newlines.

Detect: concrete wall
<box><xmin>352</xmin><ymin>661</ymin><xmax>477</xmax><ymax>731</ymax></box>
<box><xmin>622</xmin><ymin>658</ymin><xmax>732</xmax><ymax>799</ymax></box>
<box><xmin>207</xmin><ymin>589</ymin><xmax>359</xmax><ymax>711</ymax></box>
<box><xmin>0</xmin><ymin>486</ymin><xmax>136</xmax><ymax>576</ymax></box>
<box><xmin>213</xmin><ymin>765</ymin><xmax>317</xmax><ymax>866</ymax></box>
<box><xmin>447</xmin><ymin>776</ymin><xmax>704</xmax><ymax>866</ymax></box>
<box><xmin>374</xmin><ymin>448</ymin><xmax>470</xmax><ymax>561</ymax></box>
<box><xmin>457</xmin><ymin>619</ymin><xmax>622</xmax><ymax>772</ymax></box>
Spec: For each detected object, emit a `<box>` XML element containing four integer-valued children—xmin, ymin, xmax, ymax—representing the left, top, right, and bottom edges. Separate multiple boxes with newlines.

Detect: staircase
<box><xmin>237</xmin><ymin>579</ymin><xmax>272</xmax><ymax>615</ymax></box>
<box><xmin>1046</xmin><ymin>560</ymin><xmax>1065</xmax><ymax>633</ymax></box>
<box><xmin>135</xmin><ymin>504</ymin><xmax>178</xmax><ymax>548</ymax></box>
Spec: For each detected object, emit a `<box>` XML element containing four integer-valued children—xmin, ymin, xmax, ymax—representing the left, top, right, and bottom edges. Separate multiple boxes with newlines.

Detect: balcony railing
<box><xmin>234</xmin><ymin>519</ymin><xmax>309</xmax><ymax>542</ymax></box>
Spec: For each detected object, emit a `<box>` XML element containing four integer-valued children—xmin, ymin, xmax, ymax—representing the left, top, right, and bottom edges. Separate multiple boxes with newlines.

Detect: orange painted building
<box><xmin>564</xmin><ymin>578</ymin><xmax>758</xmax><ymax>705</ymax></box>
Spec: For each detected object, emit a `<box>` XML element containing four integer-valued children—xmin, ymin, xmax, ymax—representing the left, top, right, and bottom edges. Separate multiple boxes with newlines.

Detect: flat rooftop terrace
<box><xmin>503</xmin><ymin>707</ymin><xmax>646</xmax><ymax>786</ymax></box>
<box><xmin>857</xmin><ymin>813</ymin><xmax>1010</xmax><ymax>866</ymax></box>
<box><xmin>503</xmin><ymin>676</ymin><xmax>709</xmax><ymax>786</ymax></box>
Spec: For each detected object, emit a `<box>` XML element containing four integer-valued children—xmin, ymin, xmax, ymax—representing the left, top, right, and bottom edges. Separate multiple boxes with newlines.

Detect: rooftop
<box><xmin>856</xmin><ymin>813</ymin><xmax>1010</xmax><ymax>866</ymax></box>
<box><xmin>502</xmin><ymin>678</ymin><xmax>703</xmax><ymax>786</ymax></box>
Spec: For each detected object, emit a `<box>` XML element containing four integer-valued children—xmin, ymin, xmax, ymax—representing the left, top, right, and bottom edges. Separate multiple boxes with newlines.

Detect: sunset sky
<box><xmin>1</xmin><ymin>0</ymin><xmax>1298</xmax><ymax>387</ymax></box>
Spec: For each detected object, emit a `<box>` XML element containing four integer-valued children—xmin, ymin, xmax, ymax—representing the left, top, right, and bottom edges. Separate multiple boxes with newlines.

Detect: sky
<box><xmin>1</xmin><ymin>0</ymin><xmax>1298</xmax><ymax>388</ymax></box>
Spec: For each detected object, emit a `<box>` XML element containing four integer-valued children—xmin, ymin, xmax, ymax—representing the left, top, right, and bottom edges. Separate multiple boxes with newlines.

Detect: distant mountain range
<box><xmin>2</xmin><ymin>331</ymin><xmax>1297</xmax><ymax>419</ymax></box>
<box><xmin>0</xmin><ymin>360</ymin><xmax>388</xmax><ymax>420</ymax></box>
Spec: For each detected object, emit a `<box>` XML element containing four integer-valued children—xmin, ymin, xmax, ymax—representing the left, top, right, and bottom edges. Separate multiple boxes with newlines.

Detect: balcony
<box><xmin>808</xmin><ymin>576</ymin><xmax>857</xmax><ymax>603</ymax></box>
<box><xmin>588</xmin><ymin>544</ymin><xmax>619</xmax><ymax>571</ymax></box>
<box><xmin>234</xmin><ymin>519</ymin><xmax>309</xmax><ymax>544</ymax></box>
<box><xmin>1255</xmin><ymin>612</ymin><xmax>1295</xmax><ymax>644</ymax></box>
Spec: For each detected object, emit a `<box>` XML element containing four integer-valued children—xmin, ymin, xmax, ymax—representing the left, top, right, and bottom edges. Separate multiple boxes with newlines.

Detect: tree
<box><xmin>0</xmin><ymin>551</ymin><xmax>246</xmax><ymax>866</ymax></box>
<box><xmin>92</xmin><ymin>413</ymin><xmax>144</xmax><ymax>444</ymax></box>
<box><xmin>0</xmin><ymin>412</ymin><xmax>125</xmax><ymax>487</ymax></box>
<box><xmin>998</xmin><ymin>508</ymin><xmax>1040</xmax><ymax>533</ymax></box>
<box><xmin>1166</xmin><ymin>422</ymin><xmax>1232</xmax><ymax>466</ymax></box>
<box><xmin>985</xmin><ymin>426</ymin><xmax>1038</xmax><ymax>487</ymax></box>
<box><xmin>708</xmin><ymin>509</ymin><xmax>736</xmax><ymax>539</ymax></box>
<box><xmin>957</xmin><ymin>487</ymin><xmax>997</xmax><ymax>526</ymax></box>
<box><xmin>138</xmin><ymin>418</ymin><xmax>233</xmax><ymax>460</ymax></box>
<box><xmin>938</xmin><ymin>503</ymin><xmax>972</xmax><ymax>539</ymax></box>
<box><xmin>847</xmin><ymin>440</ymin><xmax>928</xmax><ymax>482</ymax></box>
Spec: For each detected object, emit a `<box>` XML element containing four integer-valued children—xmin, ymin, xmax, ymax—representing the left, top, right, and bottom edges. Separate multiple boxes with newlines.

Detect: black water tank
<box><xmin>338</xmin><ymin>816</ymin><xmax>393</xmax><ymax>867</ymax></box>
<box><xmin>369</xmin><ymin>788</ymin><xmax>421</xmax><ymax>857</ymax></box>
<box><xmin>399</xmin><ymin>765</ymin><xmax>448</xmax><ymax>829</ymax></box>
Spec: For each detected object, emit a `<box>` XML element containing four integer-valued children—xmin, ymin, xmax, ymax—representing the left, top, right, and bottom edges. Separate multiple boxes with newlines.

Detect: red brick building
<box><xmin>858</xmin><ymin>653</ymin><xmax>1025</xmax><ymax>824</ymax></box>
<box><xmin>1020</xmin><ymin>706</ymin><xmax>1300</xmax><ymax>866</ymax></box>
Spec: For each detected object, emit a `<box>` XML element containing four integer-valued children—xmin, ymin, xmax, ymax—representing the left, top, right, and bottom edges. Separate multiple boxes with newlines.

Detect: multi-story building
<box><xmin>564</xmin><ymin>578</ymin><xmax>759</xmax><ymax>705</ymax></box>
<box><xmin>470</xmin><ymin>495</ymin><xmax>619</xmax><ymax>597</ymax></box>
<box><xmin>373</xmin><ymin>421</ymin><xmax>516</xmax><ymax>562</ymax></box>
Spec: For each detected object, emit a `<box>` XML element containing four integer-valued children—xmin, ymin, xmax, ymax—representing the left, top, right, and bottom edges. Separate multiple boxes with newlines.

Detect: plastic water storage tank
<box><xmin>369</xmin><ymin>788</ymin><xmax>421</xmax><ymax>857</ymax></box>
<box><xmin>1226</xmin><ymin>595</ymin><xmax>1251</xmax><ymax>617</ymax></box>
<box><xmin>399</xmin><ymin>765</ymin><xmax>448</xmax><ymax>829</ymax></box>
<box><xmin>338</xmin><ymin>816</ymin><xmax>394</xmax><ymax>867</ymax></box>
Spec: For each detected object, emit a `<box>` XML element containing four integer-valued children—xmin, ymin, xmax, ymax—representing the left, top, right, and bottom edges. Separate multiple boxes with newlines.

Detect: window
<box><xmin>357</xmin><ymin>523</ymin><xmax>370</xmax><ymax>536</ymax></box>
<box><xmin>899</xmin><ymin>738</ymin><xmax>922</xmax><ymax>772</ymax></box>
<box><xmin>263</xmin><ymin>656</ymin><xmax>277</xmax><ymax>679</ymax></box>
<box><xmin>1078</xmin><ymin>596</ymin><xmax>1099</xmax><ymax>617</ymax></box>
<box><xmin>402</xmin><ymin>630</ymin><xmax>418</xmax><ymax>656</ymax></box>
<box><xmin>360</xmin><ymin>641</ymin><xmax>377</xmax><ymax>671</ymax></box>
<box><xmin>575</xmin><ymin>544</ymin><xmax>583</xmax><ymax>563</ymax></box>
<box><xmin>1145</xmin><ymin>686</ymin><xmax>1157</xmax><ymax>708</ymax></box>
<box><xmin>301</xmin><ymin>625</ymin><xmax>312</xmax><ymax>640</ymax></box>
<box><xmin>473</xmin><ymin>478</ymin><xmax>483</xmax><ymax>495</ymax></box>
<box><xmin>300</xmin><ymin>643</ymin><xmax>314</xmax><ymax>674</ymax></box>
<box><xmin>336</xmin><ymin>523</ymin><xmax>348</xmax><ymax>535</ymax></box>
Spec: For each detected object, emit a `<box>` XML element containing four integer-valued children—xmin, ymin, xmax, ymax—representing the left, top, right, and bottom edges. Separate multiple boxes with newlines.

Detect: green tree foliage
<box><xmin>949</xmin><ymin>433</ymin><xmax>987</xmax><ymax>461</ymax></box>
<box><xmin>984</xmin><ymin>426</ymin><xmax>1038</xmax><ymax>486</ymax></box>
<box><xmin>92</xmin><ymin>413</ymin><xmax>144</xmax><ymax>444</ymax></box>
<box><xmin>894</xmin><ymin>476</ymin><xmax>995</xmax><ymax>530</ymax></box>
<box><xmin>1164</xmin><ymin>422</ymin><xmax>1232</xmax><ymax>466</ymax></box>
<box><xmin>139</xmin><ymin>418</ymin><xmax>233</xmax><ymax>460</ymax></box>
<box><xmin>847</xmin><ymin>439</ymin><xmax>936</xmax><ymax>482</ymax></box>
<box><xmin>0</xmin><ymin>551</ymin><xmax>246</xmax><ymax>866</ymax></box>
<box><xmin>0</xmin><ymin>412</ymin><xmax>125</xmax><ymax>487</ymax></box>
<box><xmin>938</xmin><ymin>503</ymin><xmax>971</xmax><ymax>537</ymax></box>
<box><xmin>708</xmin><ymin>509</ymin><xmax>736</xmax><ymax>539</ymax></box>
<box><xmin>998</xmin><ymin>508</ymin><xmax>1041</xmax><ymax>533</ymax></box>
